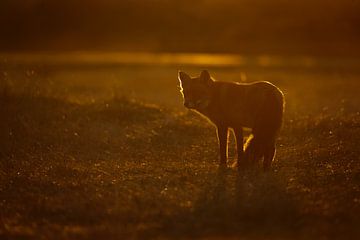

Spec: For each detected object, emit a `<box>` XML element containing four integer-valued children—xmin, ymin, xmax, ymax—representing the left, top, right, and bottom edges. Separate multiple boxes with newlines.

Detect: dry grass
<box><xmin>0</xmin><ymin>61</ymin><xmax>360</xmax><ymax>239</ymax></box>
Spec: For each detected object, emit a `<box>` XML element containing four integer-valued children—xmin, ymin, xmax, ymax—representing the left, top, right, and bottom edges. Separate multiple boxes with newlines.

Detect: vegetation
<box><xmin>1</xmin><ymin>61</ymin><xmax>359</xmax><ymax>239</ymax></box>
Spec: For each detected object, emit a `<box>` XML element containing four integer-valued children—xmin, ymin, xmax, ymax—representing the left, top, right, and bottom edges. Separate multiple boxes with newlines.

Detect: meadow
<box><xmin>1</xmin><ymin>54</ymin><xmax>360</xmax><ymax>239</ymax></box>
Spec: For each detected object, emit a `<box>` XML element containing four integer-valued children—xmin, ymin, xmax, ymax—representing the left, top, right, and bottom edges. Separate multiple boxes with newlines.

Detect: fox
<box><xmin>178</xmin><ymin>70</ymin><xmax>284</xmax><ymax>171</ymax></box>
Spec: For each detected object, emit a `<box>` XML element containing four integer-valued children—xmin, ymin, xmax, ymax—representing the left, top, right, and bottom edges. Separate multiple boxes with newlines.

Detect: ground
<box><xmin>1</xmin><ymin>57</ymin><xmax>360</xmax><ymax>239</ymax></box>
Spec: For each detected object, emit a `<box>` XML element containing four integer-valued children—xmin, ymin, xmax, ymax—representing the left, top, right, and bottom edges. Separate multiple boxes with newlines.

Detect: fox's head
<box><xmin>178</xmin><ymin>70</ymin><xmax>214</xmax><ymax>110</ymax></box>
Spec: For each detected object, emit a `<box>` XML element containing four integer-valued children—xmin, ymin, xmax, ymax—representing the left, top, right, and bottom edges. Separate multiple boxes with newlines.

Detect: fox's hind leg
<box><xmin>234</xmin><ymin>127</ymin><xmax>244</xmax><ymax>168</ymax></box>
<box><xmin>244</xmin><ymin>135</ymin><xmax>263</xmax><ymax>167</ymax></box>
<box><xmin>263</xmin><ymin>140</ymin><xmax>276</xmax><ymax>171</ymax></box>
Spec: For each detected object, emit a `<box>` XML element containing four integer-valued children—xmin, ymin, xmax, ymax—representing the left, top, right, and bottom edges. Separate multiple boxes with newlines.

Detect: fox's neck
<box><xmin>194</xmin><ymin>84</ymin><xmax>219</xmax><ymax>122</ymax></box>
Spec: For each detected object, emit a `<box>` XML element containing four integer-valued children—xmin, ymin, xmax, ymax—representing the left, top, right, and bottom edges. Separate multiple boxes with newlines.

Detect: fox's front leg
<box><xmin>216</xmin><ymin>125</ymin><xmax>229</xmax><ymax>166</ymax></box>
<box><xmin>234</xmin><ymin>127</ymin><xmax>244</xmax><ymax>167</ymax></box>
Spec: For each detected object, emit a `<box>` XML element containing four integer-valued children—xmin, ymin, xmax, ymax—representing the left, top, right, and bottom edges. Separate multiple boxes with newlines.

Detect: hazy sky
<box><xmin>1</xmin><ymin>0</ymin><xmax>359</xmax><ymax>55</ymax></box>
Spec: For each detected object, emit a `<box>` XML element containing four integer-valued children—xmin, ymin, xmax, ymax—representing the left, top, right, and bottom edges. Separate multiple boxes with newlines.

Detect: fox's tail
<box><xmin>246</xmin><ymin>88</ymin><xmax>284</xmax><ymax>160</ymax></box>
<box><xmin>255</xmin><ymin>88</ymin><xmax>284</xmax><ymax>140</ymax></box>
<box><xmin>236</xmin><ymin>86</ymin><xmax>284</xmax><ymax>168</ymax></box>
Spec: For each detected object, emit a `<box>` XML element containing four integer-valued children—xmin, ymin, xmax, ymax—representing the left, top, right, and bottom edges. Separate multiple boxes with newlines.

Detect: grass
<box><xmin>1</xmin><ymin>61</ymin><xmax>360</xmax><ymax>239</ymax></box>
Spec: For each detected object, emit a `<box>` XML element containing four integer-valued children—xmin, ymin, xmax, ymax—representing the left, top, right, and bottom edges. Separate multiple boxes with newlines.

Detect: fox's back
<box><xmin>207</xmin><ymin>81</ymin><xmax>284</xmax><ymax>130</ymax></box>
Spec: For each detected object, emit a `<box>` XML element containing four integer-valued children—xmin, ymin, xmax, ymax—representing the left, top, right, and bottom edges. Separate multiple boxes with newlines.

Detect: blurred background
<box><xmin>1</xmin><ymin>0</ymin><xmax>360</xmax><ymax>56</ymax></box>
<box><xmin>1</xmin><ymin>0</ymin><xmax>360</xmax><ymax>109</ymax></box>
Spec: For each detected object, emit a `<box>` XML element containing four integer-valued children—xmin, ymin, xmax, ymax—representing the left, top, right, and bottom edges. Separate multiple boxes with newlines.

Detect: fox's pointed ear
<box><xmin>200</xmin><ymin>70</ymin><xmax>210</xmax><ymax>80</ymax></box>
<box><xmin>200</xmin><ymin>70</ymin><xmax>212</xmax><ymax>85</ymax></box>
<box><xmin>178</xmin><ymin>71</ymin><xmax>191</xmax><ymax>84</ymax></box>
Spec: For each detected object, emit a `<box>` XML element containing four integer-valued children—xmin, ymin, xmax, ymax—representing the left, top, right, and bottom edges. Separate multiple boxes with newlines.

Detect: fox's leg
<box><xmin>245</xmin><ymin>135</ymin><xmax>263</xmax><ymax>166</ymax></box>
<box><xmin>263</xmin><ymin>140</ymin><xmax>276</xmax><ymax>171</ymax></box>
<box><xmin>216</xmin><ymin>125</ymin><xmax>229</xmax><ymax>166</ymax></box>
<box><xmin>233</xmin><ymin>127</ymin><xmax>244</xmax><ymax>167</ymax></box>
<box><xmin>243</xmin><ymin>135</ymin><xmax>253</xmax><ymax>164</ymax></box>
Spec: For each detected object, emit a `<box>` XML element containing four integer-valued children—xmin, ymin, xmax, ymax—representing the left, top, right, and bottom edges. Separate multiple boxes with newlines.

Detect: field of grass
<box><xmin>1</xmin><ymin>56</ymin><xmax>360</xmax><ymax>239</ymax></box>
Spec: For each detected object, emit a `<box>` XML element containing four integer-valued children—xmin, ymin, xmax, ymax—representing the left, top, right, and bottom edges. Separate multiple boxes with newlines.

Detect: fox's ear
<box><xmin>178</xmin><ymin>71</ymin><xmax>191</xmax><ymax>84</ymax></box>
<box><xmin>200</xmin><ymin>70</ymin><xmax>212</xmax><ymax>85</ymax></box>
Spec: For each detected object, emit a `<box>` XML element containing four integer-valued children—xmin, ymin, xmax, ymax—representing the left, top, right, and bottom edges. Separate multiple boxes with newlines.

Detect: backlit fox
<box><xmin>178</xmin><ymin>70</ymin><xmax>284</xmax><ymax>170</ymax></box>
